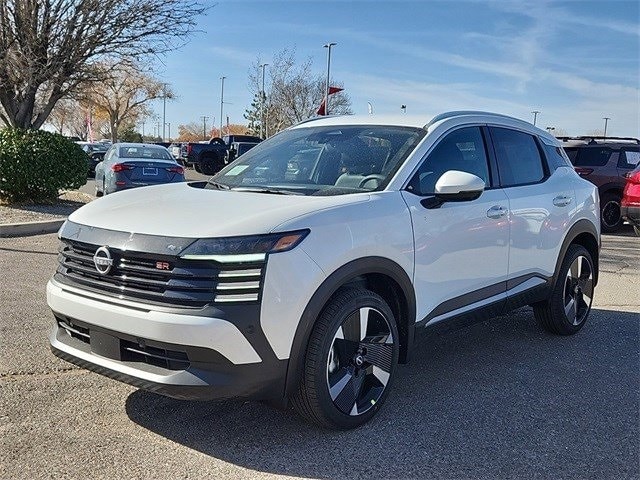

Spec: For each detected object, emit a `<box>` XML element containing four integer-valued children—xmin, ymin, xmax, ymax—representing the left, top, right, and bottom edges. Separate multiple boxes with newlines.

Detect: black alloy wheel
<box><xmin>326</xmin><ymin>305</ymin><xmax>395</xmax><ymax>416</ymax></box>
<box><xmin>291</xmin><ymin>288</ymin><xmax>399</xmax><ymax>429</ymax></box>
<box><xmin>534</xmin><ymin>244</ymin><xmax>595</xmax><ymax>335</ymax></box>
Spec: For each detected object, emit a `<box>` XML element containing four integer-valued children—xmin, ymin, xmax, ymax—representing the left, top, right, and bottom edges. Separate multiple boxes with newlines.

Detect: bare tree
<box><xmin>89</xmin><ymin>63</ymin><xmax>169</xmax><ymax>142</ymax></box>
<box><xmin>246</xmin><ymin>49</ymin><xmax>351</xmax><ymax>137</ymax></box>
<box><xmin>0</xmin><ymin>0</ymin><xmax>206</xmax><ymax>129</ymax></box>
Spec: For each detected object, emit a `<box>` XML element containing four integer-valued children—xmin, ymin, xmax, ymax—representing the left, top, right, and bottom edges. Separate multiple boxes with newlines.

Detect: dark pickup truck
<box><xmin>186</xmin><ymin>135</ymin><xmax>262</xmax><ymax>175</ymax></box>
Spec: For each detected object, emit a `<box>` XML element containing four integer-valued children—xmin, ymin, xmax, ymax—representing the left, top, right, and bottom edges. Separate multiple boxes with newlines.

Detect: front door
<box><xmin>401</xmin><ymin>126</ymin><xmax>510</xmax><ymax>323</ymax></box>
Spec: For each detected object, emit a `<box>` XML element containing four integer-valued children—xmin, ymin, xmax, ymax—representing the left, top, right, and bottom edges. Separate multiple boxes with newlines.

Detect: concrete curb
<box><xmin>0</xmin><ymin>219</ymin><xmax>65</xmax><ymax>238</ymax></box>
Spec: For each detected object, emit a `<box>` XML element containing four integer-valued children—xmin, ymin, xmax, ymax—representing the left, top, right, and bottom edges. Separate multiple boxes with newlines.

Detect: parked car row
<box><xmin>177</xmin><ymin>134</ymin><xmax>263</xmax><ymax>174</ymax></box>
<box><xmin>558</xmin><ymin>136</ymin><xmax>640</xmax><ymax>233</ymax></box>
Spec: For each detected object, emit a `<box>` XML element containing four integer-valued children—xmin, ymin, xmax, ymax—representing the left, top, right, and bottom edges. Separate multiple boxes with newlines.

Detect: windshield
<box><xmin>210</xmin><ymin>125</ymin><xmax>425</xmax><ymax>196</ymax></box>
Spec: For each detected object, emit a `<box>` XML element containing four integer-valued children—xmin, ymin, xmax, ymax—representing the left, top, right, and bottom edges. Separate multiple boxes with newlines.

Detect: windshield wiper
<box><xmin>207</xmin><ymin>180</ymin><xmax>231</xmax><ymax>190</ymax></box>
<box><xmin>231</xmin><ymin>187</ymin><xmax>303</xmax><ymax>195</ymax></box>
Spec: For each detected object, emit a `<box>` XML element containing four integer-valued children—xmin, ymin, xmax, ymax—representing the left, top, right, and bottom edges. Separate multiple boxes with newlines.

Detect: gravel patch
<box><xmin>0</xmin><ymin>190</ymin><xmax>93</xmax><ymax>224</ymax></box>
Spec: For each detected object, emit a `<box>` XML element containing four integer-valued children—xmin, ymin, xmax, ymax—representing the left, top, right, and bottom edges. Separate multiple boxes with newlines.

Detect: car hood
<box><xmin>69</xmin><ymin>182</ymin><xmax>370</xmax><ymax>238</ymax></box>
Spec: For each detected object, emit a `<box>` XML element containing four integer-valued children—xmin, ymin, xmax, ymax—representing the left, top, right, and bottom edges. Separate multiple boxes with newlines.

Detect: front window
<box><xmin>209</xmin><ymin>125</ymin><xmax>425</xmax><ymax>196</ymax></box>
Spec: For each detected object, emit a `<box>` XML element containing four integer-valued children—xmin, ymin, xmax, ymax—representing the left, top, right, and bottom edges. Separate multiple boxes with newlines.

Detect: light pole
<box><xmin>162</xmin><ymin>83</ymin><xmax>168</xmax><ymax>141</ymax></box>
<box><xmin>141</xmin><ymin>122</ymin><xmax>145</xmax><ymax>139</ymax></box>
<box><xmin>323</xmin><ymin>42</ymin><xmax>337</xmax><ymax>115</ymax></box>
<box><xmin>200</xmin><ymin>115</ymin><xmax>209</xmax><ymax>140</ymax></box>
<box><xmin>166</xmin><ymin>122</ymin><xmax>171</xmax><ymax>141</ymax></box>
<box><xmin>259</xmin><ymin>63</ymin><xmax>269</xmax><ymax>138</ymax></box>
<box><xmin>220</xmin><ymin>76</ymin><xmax>226</xmax><ymax>136</ymax></box>
<box><xmin>603</xmin><ymin>117</ymin><xmax>610</xmax><ymax>140</ymax></box>
<box><xmin>546</xmin><ymin>126</ymin><xmax>555</xmax><ymax>133</ymax></box>
<box><xmin>531</xmin><ymin>110</ymin><xmax>540</xmax><ymax>126</ymax></box>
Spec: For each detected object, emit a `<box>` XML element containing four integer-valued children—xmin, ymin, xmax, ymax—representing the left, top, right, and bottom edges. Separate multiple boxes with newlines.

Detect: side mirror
<box><xmin>421</xmin><ymin>170</ymin><xmax>485</xmax><ymax>209</ymax></box>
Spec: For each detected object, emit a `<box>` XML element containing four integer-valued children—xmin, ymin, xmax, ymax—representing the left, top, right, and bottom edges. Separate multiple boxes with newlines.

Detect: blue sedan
<box><xmin>94</xmin><ymin>143</ymin><xmax>186</xmax><ymax>196</ymax></box>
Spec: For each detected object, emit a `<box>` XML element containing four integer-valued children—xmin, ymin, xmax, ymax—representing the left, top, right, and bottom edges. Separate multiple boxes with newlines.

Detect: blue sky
<box><xmin>150</xmin><ymin>0</ymin><xmax>640</xmax><ymax>138</ymax></box>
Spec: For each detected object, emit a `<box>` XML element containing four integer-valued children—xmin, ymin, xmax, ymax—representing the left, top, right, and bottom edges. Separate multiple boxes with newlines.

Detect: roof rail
<box><xmin>575</xmin><ymin>136</ymin><xmax>640</xmax><ymax>144</ymax></box>
<box><xmin>425</xmin><ymin>111</ymin><xmax>522</xmax><ymax>129</ymax></box>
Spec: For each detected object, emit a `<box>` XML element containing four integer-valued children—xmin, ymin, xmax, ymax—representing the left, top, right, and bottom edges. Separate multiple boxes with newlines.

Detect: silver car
<box><xmin>94</xmin><ymin>143</ymin><xmax>185</xmax><ymax>196</ymax></box>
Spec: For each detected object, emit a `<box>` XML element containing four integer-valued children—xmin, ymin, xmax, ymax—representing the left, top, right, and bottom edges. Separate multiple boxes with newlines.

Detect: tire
<box><xmin>95</xmin><ymin>177</ymin><xmax>103</xmax><ymax>197</ymax></box>
<box><xmin>194</xmin><ymin>163</ymin><xmax>202</xmax><ymax>173</ymax></box>
<box><xmin>600</xmin><ymin>192</ymin><xmax>623</xmax><ymax>233</ymax></box>
<box><xmin>533</xmin><ymin>244</ymin><xmax>594</xmax><ymax>335</ymax></box>
<box><xmin>200</xmin><ymin>153</ymin><xmax>224</xmax><ymax>175</ymax></box>
<box><xmin>291</xmin><ymin>288</ymin><xmax>399</xmax><ymax>430</ymax></box>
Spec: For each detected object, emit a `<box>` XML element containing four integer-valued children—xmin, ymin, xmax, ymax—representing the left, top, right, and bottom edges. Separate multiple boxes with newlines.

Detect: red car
<box><xmin>622</xmin><ymin>164</ymin><xmax>640</xmax><ymax>236</ymax></box>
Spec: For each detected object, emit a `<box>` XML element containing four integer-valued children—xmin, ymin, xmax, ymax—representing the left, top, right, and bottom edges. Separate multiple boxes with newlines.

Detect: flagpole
<box><xmin>323</xmin><ymin>42</ymin><xmax>337</xmax><ymax>116</ymax></box>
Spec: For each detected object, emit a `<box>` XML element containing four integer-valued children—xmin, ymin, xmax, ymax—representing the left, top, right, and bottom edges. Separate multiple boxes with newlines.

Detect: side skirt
<box><xmin>418</xmin><ymin>275</ymin><xmax>552</xmax><ymax>333</ymax></box>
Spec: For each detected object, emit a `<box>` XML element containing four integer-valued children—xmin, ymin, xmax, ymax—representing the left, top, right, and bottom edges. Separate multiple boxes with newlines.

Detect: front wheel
<box><xmin>533</xmin><ymin>244</ymin><xmax>594</xmax><ymax>335</ymax></box>
<box><xmin>291</xmin><ymin>288</ymin><xmax>399</xmax><ymax>430</ymax></box>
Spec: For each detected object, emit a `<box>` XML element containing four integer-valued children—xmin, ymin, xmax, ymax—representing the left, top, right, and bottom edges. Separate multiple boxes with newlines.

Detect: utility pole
<box><xmin>531</xmin><ymin>110</ymin><xmax>540</xmax><ymax>126</ymax></box>
<box><xmin>157</xmin><ymin>122</ymin><xmax>161</xmax><ymax>140</ymax></box>
<box><xmin>200</xmin><ymin>115</ymin><xmax>209</xmax><ymax>140</ymax></box>
<box><xmin>220</xmin><ymin>76</ymin><xmax>226</xmax><ymax>136</ymax></box>
<box><xmin>603</xmin><ymin>117</ymin><xmax>610</xmax><ymax>140</ymax></box>
<box><xmin>323</xmin><ymin>42</ymin><xmax>337</xmax><ymax>115</ymax></box>
<box><xmin>259</xmin><ymin>63</ymin><xmax>269</xmax><ymax>138</ymax></box>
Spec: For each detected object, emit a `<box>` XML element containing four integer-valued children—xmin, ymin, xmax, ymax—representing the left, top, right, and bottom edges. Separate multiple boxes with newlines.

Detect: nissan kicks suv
<box><xmin>560</xmin><ymin>136</ymin><xmax>640</xmax><ymax>233</ymax></box>
<box><xmin>48</xmin><ymin>112</ymin><xmax>600</xmax><ymax>429</ymax></box>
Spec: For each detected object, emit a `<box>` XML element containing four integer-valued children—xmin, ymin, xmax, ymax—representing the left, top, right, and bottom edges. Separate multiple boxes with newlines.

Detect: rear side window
<box><xmin>490</xmin><ymin>127</ymin><xmax>545</xmax><ymax>187</ymax></box>
<box><xmin>543</xmin><ymin>143</ymin><xmax>573</xmax><ymax>169</ymax></box>
<box><xmin>619</xmin><ymin>148</ymin><xmax>640</xmax><ymax>169</ymax></box>
<box><xmin>573</xmin><ymin>147</ymin><xmax>612</xmax><ymax>167</ymax></box>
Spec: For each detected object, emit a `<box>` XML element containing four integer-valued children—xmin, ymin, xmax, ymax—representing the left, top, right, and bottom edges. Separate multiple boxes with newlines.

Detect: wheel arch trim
<box><xmin>284</xmin><ymin>256</ymin><xmax>416</xmax><ymax>397</ymax></box>
<box><xmin>554</xmin><ymin>219</ymin><xmax>600</xmax><ymax>286</ymax></box>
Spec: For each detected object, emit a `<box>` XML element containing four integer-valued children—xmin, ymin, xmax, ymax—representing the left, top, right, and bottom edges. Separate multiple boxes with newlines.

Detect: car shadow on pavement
<box><xmin>126</xmin><ymin>308</ymin><xmax>639</xmax><ymax>479</ymax></box>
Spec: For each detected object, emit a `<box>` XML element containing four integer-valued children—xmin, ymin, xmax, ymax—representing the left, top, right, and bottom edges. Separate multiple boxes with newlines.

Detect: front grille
<box><xmin>56</xmin><ymin>239</ymin><xmax>265</xmax><ymax>307</ymax></box>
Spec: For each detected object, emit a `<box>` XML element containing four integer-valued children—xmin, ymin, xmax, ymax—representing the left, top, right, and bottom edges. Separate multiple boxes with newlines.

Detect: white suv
<box><xmin>48</xmin><ymin>111</ymin><xmax>600</xmax><ymax>429</ymax></box>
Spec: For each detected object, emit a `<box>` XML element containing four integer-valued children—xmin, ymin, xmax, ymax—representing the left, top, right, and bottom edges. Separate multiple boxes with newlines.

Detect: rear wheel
<box><xmin>291</xmin><ymin>288</ymin><xmax>399</xmax><ymax>430</ymax></box>
<box><xmin>534</xmin><ymin>244</ymin><xmax>594</xmax><ymax>335</ymax></box>
<box><xmin>600</xmin><ymin>192</ymin><xmax>623</xmax><ymax>233</ymax></box>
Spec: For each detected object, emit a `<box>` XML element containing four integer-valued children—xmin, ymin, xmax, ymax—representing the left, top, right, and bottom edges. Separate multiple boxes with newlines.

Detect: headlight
<box><xmin>180</xmin><ymin>229</ymin><xmax>309</xmax><ymax>263</ymax></box>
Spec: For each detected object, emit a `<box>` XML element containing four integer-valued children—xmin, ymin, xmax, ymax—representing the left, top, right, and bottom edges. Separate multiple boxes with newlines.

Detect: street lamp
<box><xmin>162</xmin><ymin>83</ymin><xmax>169</xmax><ymax>141</ymax></box>
<box><xmin>603</xmin><ymin>117</ymin><xmax>610</xmax><ymax>140</ymax></box>
<box><xmin>546</xmin><ymin>126</ymin><xmax>555</xmax><ymax>133</ymax></box>
<box><xmin>323</xmin><ymin>42</ymin><xmax>337</xmax><ymax>115</ymax></box>
<box><xmin>220</xmin><ymin>76</ymin><xmax>226</xmax><ymax>137</ymax></box>
<box><xmin>259</xmin><ymin>63</ymin><xmax>269</xmax><ymax>139</ymax></box>
<box><xmin>531</xmin><ymin>110</ymin><xmax>540</xmax><ymax>126</ymax></box>
<box><xmin>165</xmin><ymin>122</ymin><xmax>171</xmax><ymax>141</ymax></box>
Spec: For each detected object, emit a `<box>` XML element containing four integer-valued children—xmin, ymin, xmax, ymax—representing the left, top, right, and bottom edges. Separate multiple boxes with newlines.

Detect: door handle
<box><xmin>486</xmin><ymin>205</ymin><xmax>507</xmax><ymax>219</ymax></box>
<box><xmin>553</xmin><ymin>195</ymin><xmax>572</xmax><ymax>207</ymax></box>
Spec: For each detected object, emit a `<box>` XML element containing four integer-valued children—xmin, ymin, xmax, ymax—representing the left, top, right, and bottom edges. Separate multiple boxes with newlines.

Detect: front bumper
<box><xmin>47</xmin><ymin>279</ymin><xmax>287</xmax><ymax>401</ymax></box>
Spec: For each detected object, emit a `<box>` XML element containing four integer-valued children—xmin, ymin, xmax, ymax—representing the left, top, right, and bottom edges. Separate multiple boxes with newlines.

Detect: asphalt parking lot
<box><xmin>1</xmin><ymin>226</ymin><xmax>638</xmax><ymax>479</ymax></box>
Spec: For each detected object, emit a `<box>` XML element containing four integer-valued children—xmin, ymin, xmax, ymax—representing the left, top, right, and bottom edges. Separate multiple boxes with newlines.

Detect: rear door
<box><xmin>488</xmin><ymin>127</ymin><xmax>574</xmax><ymax>287</ymax></box>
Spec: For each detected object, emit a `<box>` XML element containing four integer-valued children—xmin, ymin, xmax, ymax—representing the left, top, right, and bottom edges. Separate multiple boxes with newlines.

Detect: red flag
<box><xmin>317</xmin><ymin>87</ymin><xmax>345</xmax><ymax>115</ymax></box>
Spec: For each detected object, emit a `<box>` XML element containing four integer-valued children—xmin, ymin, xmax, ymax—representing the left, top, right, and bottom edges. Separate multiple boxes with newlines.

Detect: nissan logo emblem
<box><xmin>93</xmin><ymin>246</ymin><xmax>113</xmax><ymax>275</ymax></box>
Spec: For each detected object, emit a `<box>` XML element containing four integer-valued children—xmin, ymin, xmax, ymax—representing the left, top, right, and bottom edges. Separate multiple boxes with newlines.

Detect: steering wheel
<box><xmin>358</xmin><ymin>174</ymin><xmax>386</xmax><ymax>189</ymax></box>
